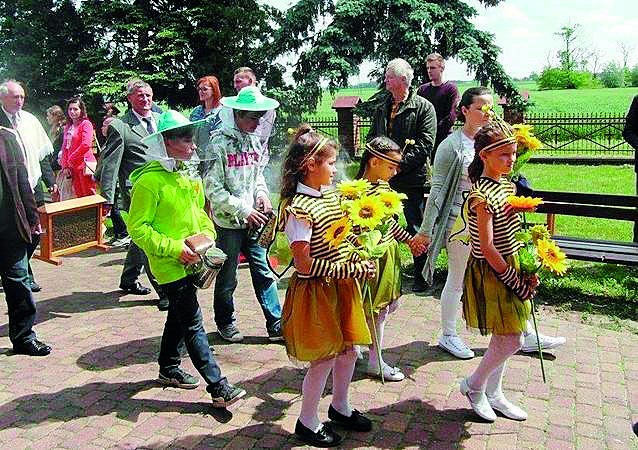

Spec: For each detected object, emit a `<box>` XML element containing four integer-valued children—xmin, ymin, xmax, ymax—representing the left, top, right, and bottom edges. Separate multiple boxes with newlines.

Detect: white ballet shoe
<box><xmin>487</xmin><ymin>394</ymin><xmax>528</xmax><ymax>421</ymax></box>
<box><xmin>366</xmin><ymin>362</ymin><xmax>405</xmax><ymax>382</ymax></box>
<box><xmin>460</xmin><ymin>378</ymin><xmax>496</xmax><ymax>422</ymax></box>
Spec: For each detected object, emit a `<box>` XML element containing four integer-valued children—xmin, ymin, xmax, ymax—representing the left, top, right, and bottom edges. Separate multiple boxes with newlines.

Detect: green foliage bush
<box><xmin>600</xmin><ymin>63</ymin><xmax>626</xmax><ymax>88</ymax></box>
<box><xmin>538</xmin><ymin>68</ymin><xmax>598</xmax><ymax>90</ymax></box>
<box><xmin>630</xmin><ymin>65</ymin><xmax>638</xmax><ymax>87</ymax></box>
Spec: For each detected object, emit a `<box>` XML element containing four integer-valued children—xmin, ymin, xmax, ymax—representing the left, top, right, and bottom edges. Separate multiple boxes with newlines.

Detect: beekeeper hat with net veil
<box><xmin>217</xmin><ymin>85</ymin><xmax>280</xmax><ymax>141</ymax></box>
<box><xmin>141</xmin><ymin>110</ymin><xmax>207</xmax><ymax>172</ymax></box>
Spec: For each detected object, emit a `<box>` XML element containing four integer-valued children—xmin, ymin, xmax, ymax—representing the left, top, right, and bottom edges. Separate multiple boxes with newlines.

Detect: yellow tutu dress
<box><xmin>280</xmin><ymin>189</ymin><xmax>371</xmax><ymax>363</ymax></box>
<box><xmin>459</xmin><ymin>177</ymin><xmax>531</xmax><ymax>336</ymax></box>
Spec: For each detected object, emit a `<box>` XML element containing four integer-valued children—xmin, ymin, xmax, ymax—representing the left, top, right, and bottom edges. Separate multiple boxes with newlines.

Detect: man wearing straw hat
<box><xmin>201</xmin><ymin>86</ymin><xmax>283</xmax><ymax>343</ymax></box>
<box><xmin>127</xmin><ymin>110</ymin><xmax>246</xmax><ymax>407</ymax></box>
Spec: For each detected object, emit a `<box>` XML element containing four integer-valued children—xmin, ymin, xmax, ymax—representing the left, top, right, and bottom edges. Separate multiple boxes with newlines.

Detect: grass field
<box><xmin>523</xmin><ymin>164</ymin><xmax>636</xmax><ymax>241</ymax></box>
<box><xmin>307</xmin><ymin>82</ymin><xmax>637</xmax><ymax>118</ymax></box>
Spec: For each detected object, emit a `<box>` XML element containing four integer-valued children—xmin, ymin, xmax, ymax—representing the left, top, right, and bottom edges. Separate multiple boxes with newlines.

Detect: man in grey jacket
<box><xmin>96</xmin><ymin>80</ymin><xmax>167</xmax><ymax>309</ymax></box>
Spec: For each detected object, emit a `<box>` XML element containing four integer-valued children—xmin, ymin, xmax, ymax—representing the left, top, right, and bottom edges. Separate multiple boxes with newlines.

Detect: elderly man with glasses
<box><xmin>201</xmin><ymin>86</ymin><xmax>283</xmax><ymax>343</ymax></box>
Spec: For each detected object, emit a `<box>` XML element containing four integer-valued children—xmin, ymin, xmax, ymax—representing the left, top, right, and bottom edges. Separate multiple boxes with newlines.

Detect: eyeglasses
<box><xmin>197</xmin><ymin>85</ymin><xmax>212</xmax><ymax>91</ymax></box>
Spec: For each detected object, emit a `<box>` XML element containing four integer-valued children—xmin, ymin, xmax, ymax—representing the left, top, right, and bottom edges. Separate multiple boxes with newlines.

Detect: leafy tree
<box><xmin>600</xmin><ymin>63</ymin><xmax>626</xmax><ymax>88</ymax></box>
<box><xmin>538</xmin><ymin>68</ymin><xmax>597</xmax><ymax>90</ymax></box>
<box><xmin>80</xmin><ymin>0</ymin><xmax>284</xmax><ymax>107</ymax></box>
<box><xmin>630</xmin><ymin>65</ymin><xmax>638</xmax><ymax>88</ymax></box>
<box><xmin>268</xmin><ymin>0</ymin><xmax>527</xmax><ymax>115</ymax></box>
<box><xmin>554</xmin><ymin>24</ymin><xmax>583</xmax><ymax>72</ymax></box>
<box><xmin>0</xmin><ymin>0</ymin><xmax>94</xmax><ymax>113</ymax></box>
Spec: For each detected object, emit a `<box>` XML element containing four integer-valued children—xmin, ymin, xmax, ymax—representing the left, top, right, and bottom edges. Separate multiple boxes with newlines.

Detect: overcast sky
<box><xmin>263</xmin><ymin>0</ymin><xmax>638</xmax><ymax>81</ymax></box>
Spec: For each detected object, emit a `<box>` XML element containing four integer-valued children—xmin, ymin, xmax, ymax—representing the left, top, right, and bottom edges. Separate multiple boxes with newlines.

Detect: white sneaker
<box><xmin>460</xmin><ymin>378</ymin><xmax>496</xmax><ymax>422</ymax></box>
<box><xmin>367</xmin><ymin>362</ymin><xmax>405</xmax><ymax>382</ymax></box>
<box><xmin>521</xmin><ymin>332</ymin><xmax>566</xmax><ymax>353</ymax></box>
<box><xmin>439</xmin><ymin>335</ymin><xmax>475</xmax><ymax>359</ymax></box>
<box><xmin>487</xmin><ymin>394</ymin><xmax>528</xmax><ymax>421</ymax></box>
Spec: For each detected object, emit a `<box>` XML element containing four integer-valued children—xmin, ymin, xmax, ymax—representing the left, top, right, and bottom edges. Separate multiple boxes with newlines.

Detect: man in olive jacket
<box><xmin>95</xmin><ymin>80</ymin><xmax>166</xmax><ymax>308</ymax></box>
<box><xmin>0</xmin><ymin>128</ymin><xmax>51</xmax><ymax>356</ymax></box>
<box><xmin>368</xmin><ymin>58</ymin><xmax>437</xmax><ymax>292</ymax></box>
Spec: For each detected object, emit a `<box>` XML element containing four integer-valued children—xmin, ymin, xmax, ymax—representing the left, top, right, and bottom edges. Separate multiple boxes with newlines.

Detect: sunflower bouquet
<box><xmin>508</xmin><ymin>195</ymin><xmax>568</xmax><ymax>382</ymax></box>
<box><xmin>327</xmin><ymin>179</ymin><xmax>407</xmax><ymax>382</ymax></box>
<box><xmin>481</xmin><ymin>104</ymin><xmax>542</xmax><ymax>179</ymax></box>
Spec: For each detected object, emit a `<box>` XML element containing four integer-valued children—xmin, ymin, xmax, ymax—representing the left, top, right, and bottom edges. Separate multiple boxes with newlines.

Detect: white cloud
<box><xmin>263</xmin><ymin>0</ymin><xmax>638</xmax><ymax>81</ymax></box>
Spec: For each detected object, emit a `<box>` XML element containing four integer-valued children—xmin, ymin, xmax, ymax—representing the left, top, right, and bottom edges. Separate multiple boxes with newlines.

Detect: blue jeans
<box><xmin>0</xmin><ymin>238</ymin><xmax>37</xmax><ymax>345</ymax></box>
<box><xmin>213</xmin><ymin>227</ymin><xmax>281</xmax><ymax>332</ymax></box>
<box><xmin>158</xmin><ymin>276</ymin><xmax>225</xmax><ymax>387</ymax></box>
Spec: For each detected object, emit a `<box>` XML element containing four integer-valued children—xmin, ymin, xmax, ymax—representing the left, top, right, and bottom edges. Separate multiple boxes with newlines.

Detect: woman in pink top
<box><xmin>60</xmin><ymin>96</ymin><xmax>96</xmax><ymax>197</ymax></box>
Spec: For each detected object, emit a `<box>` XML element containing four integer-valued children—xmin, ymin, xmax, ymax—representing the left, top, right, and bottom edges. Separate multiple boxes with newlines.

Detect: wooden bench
<box><xmin>533</xmin><ymin>190</ymin><xmax>638</xmax><ymax>265</ymax></box>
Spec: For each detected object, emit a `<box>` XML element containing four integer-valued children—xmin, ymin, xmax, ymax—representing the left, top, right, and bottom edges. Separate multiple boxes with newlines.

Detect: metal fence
<box><xmin>306</xmin><ymin>113</ymin><xmax>634</xmax><ymax>159</ymax></box>
<box><xmin>524</xmin><ymin>113</ymin><xmax>632</xmax><ymax>157</ymax></box>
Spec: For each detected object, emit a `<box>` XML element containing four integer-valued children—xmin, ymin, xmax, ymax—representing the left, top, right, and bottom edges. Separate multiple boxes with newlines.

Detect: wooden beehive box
<box><xmin>36</xmin><ymin>195</ymin><xmax>109</xmax><ymax>265</ymax></box>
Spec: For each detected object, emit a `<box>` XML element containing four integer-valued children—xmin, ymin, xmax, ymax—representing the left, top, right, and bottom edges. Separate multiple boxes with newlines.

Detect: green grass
<box><xmin>307</xmin><ymin>82</ymin><xmax>637</xmax><ymax>118</ymax></box>
<box><xmin>523</xmin><ymin>164</ymin><xmax>636</xmax><ymax>241</ymax></box>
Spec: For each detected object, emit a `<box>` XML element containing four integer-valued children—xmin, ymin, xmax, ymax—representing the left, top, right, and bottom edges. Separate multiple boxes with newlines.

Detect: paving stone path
<box><xmin>0</xmin><ymin>248</ymin><xmax>636</xmax><ymax>449</ymax></box>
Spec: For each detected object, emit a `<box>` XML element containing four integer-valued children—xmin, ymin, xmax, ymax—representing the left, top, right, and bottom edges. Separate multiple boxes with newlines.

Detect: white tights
<box><xmin>368</xmin><ymin>301</ymin><xmax>399</xmax><ymax>369</ymax></box>
<box><xmin>468</xmin><ymin>333</ymin><xmax>523</xmax><ymax>395</ymax></box>
<box><xmin>298</xmin><ymin>347</ymin><xmax>358</xmax><ymax>432</ymax></box>
<box><xmin>440</xmin><ymin>238</ymin><xmax>471</xmax><ymax>336</ymax></box>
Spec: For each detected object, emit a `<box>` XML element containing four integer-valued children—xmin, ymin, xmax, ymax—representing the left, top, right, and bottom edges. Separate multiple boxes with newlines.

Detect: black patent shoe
<box><xmin>13</xmin><ymin>339</ymin><xmax>52</xmax><ymax>356</ymax></box>
<box><xmin>119</xmin><ymin>282</ymin><xmax>152</xmax><ymax>295</ymax></box>
<box><xmin>328</xmin><ymin>405</ymin><xmax>373</xmax><ymax>432</ymax></box>
<box><xmin>294</xmin><ymin>420</ymin><xmax>343</xmax><ymax>448</ymax></box>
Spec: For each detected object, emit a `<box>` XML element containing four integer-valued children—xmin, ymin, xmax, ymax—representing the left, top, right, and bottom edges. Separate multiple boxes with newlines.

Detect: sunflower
<box><xmin>337</xmin><ymin>179</ymin><xmax>371</xmax><ymax>200</ymax></box>
<box><xmin>507</xmin><ymin>195</ymin><xmax>543</xmax><ymax>212</ymax></box>
<box><xmin>536</xmin><ymin>238</ymin><xmax>568</xmax><ymax>275</ymax></box>
<box><xmin>377</xmin><ymin>190</ymin><xmax>407</xmax><ymax>217</ymax></box>
<box><xmin>513</xmin><ymin>124</ymin><xmax>542</xmax><ymax>152</ymax></box>
<box><xmin>348</xmin><ymin>195</ymin><xmax>386</xmax><ymax>230</ymax></box>
<box><xmin>529</xmin><ymin>224</ymin><xmax>551</xmax><ymax>244</ymax></box>
<box><xmin>324</xmin><ymin>216</ymin><xmax>352</xmax><ymax>248</ymax></box>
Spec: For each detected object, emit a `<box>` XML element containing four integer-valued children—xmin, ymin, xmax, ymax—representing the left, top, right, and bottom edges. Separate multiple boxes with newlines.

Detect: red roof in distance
<box><xmin>332</xmin><ymin>96</ymin><xmax>362</xmax><ymax>109</ymax></box>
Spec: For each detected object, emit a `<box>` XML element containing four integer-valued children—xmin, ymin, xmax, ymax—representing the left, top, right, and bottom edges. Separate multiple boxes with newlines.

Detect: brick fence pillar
<box><xmin>332</xmin><ymin>96</ymin><xmax>362</xmax><ymax>158</ymax></box>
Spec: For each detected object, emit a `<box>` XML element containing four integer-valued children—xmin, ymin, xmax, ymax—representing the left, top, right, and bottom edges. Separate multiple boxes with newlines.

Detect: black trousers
<box><xmin>0</xmin><ymin>238</ymin><xmax>37</xmax><ymax>345</ymax></box>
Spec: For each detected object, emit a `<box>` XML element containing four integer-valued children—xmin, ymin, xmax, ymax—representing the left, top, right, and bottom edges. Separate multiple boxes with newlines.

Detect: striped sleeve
<box><xmin>387</xmin><ymin>218</ymin><xmax>412</xmax><ymax>242</ymax></box>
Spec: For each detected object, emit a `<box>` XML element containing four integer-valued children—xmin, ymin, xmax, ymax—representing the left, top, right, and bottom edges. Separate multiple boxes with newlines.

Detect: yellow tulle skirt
<box><xmin>364</xmin><ymin>242</ymin><xmax>402</xmax><ymax>317</ymax></box>
<box><xmin>282</xmin><ymin>273</ymin><xmax>372</xmax><ymax>363</ymax></box>
<box><xmin>462</xmin><ymin>253</ymin><xmax>531</xmax><ymax>336</ymax></box>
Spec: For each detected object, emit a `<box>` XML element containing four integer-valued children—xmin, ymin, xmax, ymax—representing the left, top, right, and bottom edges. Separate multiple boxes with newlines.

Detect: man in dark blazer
<box><xmin>0</xmin><ymin>127</ymin><xmax>52</xmax><ymax>356</ymax></box>
<box><xmin>0</xmin><ymin>80</ymin><xmax>56</xmax><ymax>293</ymax></box>
<box><xmin>96</xmin><ymin>80</ymin><xmax>167</xmax><ymax>309</ymax></box>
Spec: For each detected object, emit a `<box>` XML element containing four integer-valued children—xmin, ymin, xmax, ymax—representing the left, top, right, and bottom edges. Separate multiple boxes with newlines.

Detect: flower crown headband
<box><xmin>480</xmin><ymin>104</ymin><xmax>517</xmax><ymax>152</ymax></box>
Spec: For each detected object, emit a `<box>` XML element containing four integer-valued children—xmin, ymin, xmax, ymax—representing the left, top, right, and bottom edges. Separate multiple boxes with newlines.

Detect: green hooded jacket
<box><xmin>127</xmin><ymin>160</ymin><xmax>216</xmax><ymax>285</ymax></box>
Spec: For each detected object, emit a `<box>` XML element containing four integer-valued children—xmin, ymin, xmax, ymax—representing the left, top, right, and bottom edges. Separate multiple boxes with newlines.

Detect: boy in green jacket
<box><xmin>127</xmin><ymin>110</ymin><xmax>245</xmax><ymax>407</ymax></box>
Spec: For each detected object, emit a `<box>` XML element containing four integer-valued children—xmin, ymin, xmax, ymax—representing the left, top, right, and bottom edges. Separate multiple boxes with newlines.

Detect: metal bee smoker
<box><xmin>192</xmin><ymin>246</ymin><xmax>227</xmax><ymax>289</ymax></box>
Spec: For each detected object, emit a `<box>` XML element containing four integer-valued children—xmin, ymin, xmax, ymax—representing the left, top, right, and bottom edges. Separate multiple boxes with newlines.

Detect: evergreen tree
<box><xmin>269</xmin><ymin>0</ymin><xmax>527</xmax><ymax>114</ymax></box>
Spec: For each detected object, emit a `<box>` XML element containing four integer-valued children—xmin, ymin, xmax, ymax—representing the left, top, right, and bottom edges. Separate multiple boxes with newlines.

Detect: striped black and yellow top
<box><xmin>467</xmin><ymin>177</ymin><xmax>522</xmax><ymax>259</ymax></box>
<box><xmin>366</xmin><ymin>180</ymin><xmax>412</xmax><ymax>244</ymax></box>
<box><xmin>283</xmin><ymin>189</ymin><xmax>365</xmax><ymax>279</ymax></box>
